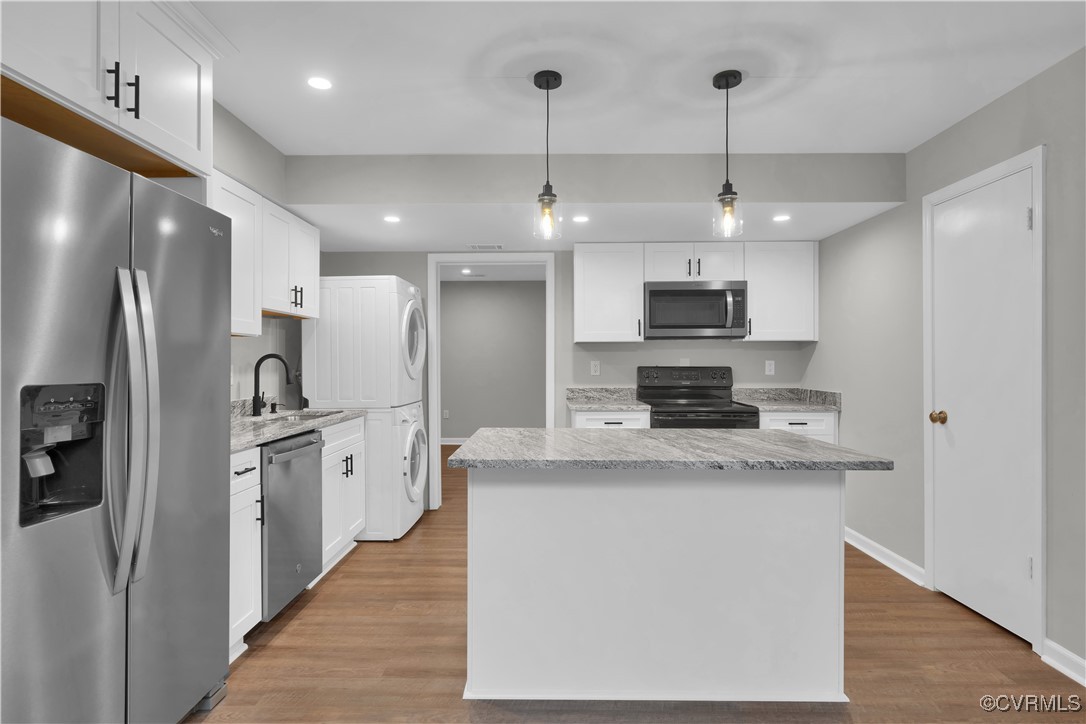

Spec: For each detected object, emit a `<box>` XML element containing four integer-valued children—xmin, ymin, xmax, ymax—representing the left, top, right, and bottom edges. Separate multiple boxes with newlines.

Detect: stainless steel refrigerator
<box><xmin>1</xmin><ymin>119</ymin><xmax>231</xmax><ymax>723</ymax></box>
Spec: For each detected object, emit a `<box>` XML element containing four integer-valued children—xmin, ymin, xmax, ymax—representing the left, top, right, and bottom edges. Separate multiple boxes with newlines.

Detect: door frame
<box><xmin>425</xmin><ymin>253</ymin><xmax>556</xmax><ymax>510</ymax></box>
<box><xmin>921</xmin><ymin>145</ymin><xmax>1045</xmax><ymax>650</ymax></box>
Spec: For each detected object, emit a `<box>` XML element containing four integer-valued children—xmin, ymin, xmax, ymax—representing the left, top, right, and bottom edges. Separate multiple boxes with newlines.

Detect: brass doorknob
<box><xmin>929</xmin><ymin>410</ymin><xmax>948</xmax><ymax>424</ymax></box>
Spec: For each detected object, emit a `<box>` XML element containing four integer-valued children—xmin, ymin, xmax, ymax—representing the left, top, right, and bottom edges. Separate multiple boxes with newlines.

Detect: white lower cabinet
<box><xmin>319</xmin><ymin>418</ymin><xmax>366</xmax><ymax>575</ymax></box>
<box><xmin>759</xmin><ymin>411</ymin><xmax>838</xmax><ymax>444</ymax></box>
<box><xmin>228</xmin><ymin>448</ymin><xmax>262</xmax><ymax>663</ymax></box>
<box><xmin>572</xmin><ymin>410</ymin><xmax>651</xmax><ymax>428</ymax></box>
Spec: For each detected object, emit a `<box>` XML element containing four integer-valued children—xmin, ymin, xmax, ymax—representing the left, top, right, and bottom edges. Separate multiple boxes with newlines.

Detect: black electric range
<box><xmin>636</xmin><ymin>366</ymin><xmax>759</xmax><ymax>429</ymax></box>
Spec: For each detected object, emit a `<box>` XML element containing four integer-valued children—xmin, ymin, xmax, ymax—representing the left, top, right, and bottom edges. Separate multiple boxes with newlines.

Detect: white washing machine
<box><xmin>358</xmin><ymin>402</ymin><xmax>428</xmax><ymax>541</ymax></box>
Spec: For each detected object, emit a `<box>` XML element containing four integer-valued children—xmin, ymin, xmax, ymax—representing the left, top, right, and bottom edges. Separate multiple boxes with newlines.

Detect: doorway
<box><xmin>425</xmin><ymin>253</ymin><xmax>556</xmax><ymax>509</ymax></box>
<box><xmin>922</xmin><ymin>146</ymin><xmax>1045</xmax><ymax>650</ymax></box>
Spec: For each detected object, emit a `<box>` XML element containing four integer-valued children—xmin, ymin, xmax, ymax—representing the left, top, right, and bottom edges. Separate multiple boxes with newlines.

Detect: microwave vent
<box><xmin>467</xmin><ymin>243</ymin><xmax>503</xmax><ymax>251</ymax></box>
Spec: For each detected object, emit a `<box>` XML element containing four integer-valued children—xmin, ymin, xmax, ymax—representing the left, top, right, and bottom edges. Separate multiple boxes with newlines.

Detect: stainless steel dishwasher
<box><xmin>261</xmin><ymin>431</ymin><xmax>323</xmax><ymax>621</ymax></box>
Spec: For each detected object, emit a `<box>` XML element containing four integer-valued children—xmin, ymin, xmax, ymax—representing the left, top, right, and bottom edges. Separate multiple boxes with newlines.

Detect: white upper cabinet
<box><xmin>644</xmin><ymin>243</ymin><xmax>744</xmax><ymax>281</ymax></box>
<box><xmin>574</xmin><ymin>243</ymin><xmax>645</xmax><ymax>343</ymax></box>
<box><xmin>261</xmin><ymin>200</ymin><xmax>320</xmax><ymax>319</ymax></box>
<box><xmin>1</xmin><ymin>1</ymin><xmax>214</xmax><ymax>174</ymax></box>
<box><xmin>117</xmin><ymin>2</ymin><xmax>213</xmax><ymax>174</ymax></box>
<box><xmin>695</xmin><ymin>243</ymin><xmax>744</xmax><ymax>280</ymax></box>
<box><xmin>1</xmin><ymin>1</ymin><xmax>120</xmax><ymax>124</ymax></box>
<box><xmin>208</xmin><ymin>172</ymin><xmax>263</xmax><ymax>336</ymax></box>
<box><xmin>744</xmin><ymin>241</ymin><xmax>819</xmax><ymax>342</ymax></box>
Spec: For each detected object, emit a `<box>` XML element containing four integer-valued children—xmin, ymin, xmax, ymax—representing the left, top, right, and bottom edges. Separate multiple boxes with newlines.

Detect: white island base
<box><xmin>465</xmin><ymin>467</ymin><xmax>847</xmax><ymax>702</ymax></box>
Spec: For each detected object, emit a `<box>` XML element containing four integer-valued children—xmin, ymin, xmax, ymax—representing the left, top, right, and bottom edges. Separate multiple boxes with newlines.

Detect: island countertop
<box><xmin>447</xmin><ymin>427</ymin><xmax>893</xmax><ymax>471</ymax></box>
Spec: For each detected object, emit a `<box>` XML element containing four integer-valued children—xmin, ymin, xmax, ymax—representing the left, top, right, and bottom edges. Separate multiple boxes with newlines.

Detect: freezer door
<box><xmin>127</xmin><ymin>176</ymin><xmax>231</xmax><ymax>722</ymax></box>
<box><xmin>1</xmin><ymin>119</ymin><xmax>130</xmax><ymax>723</ymax></box>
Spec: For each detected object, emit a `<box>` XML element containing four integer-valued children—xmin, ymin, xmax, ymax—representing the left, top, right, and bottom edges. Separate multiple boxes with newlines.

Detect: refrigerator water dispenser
<box><xmin>19</xmin><ymin>383</ymin><xmax>105</xmax><ymax>526</ymax></box>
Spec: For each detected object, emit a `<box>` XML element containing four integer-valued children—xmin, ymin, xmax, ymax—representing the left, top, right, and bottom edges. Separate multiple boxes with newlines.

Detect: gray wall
<box><xmin>440</xmin><ymin>282</ymin><xmax>546</xmax><ymax>438</ymax></box>
<box><xmin>213</xmin><ymin>101</ymin><xmax>287</xmax><ymax>203</ymax></box>
<box><xmin>806</xmin><ymin>49</ymin><xmax>1085</xmax><ymax>657</ymax></box>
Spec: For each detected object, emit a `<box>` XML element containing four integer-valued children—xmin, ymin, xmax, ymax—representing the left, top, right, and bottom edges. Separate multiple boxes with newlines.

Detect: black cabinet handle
<box><xmin>748</xmin><ymin>318</ymin><xmax>752</xmax><ymax>335</ymax></box>
<box><xmin>638</xmin><ymin>319</ymin><xmax>642</xmax><ymax>337</ymax></box>
<box><xmin>788</xmin><ymin>422</ymin><xmax>809</xmax><ymax>426</ymax></box>
<box><xmin>342</xmin><ymin>456</ymin><xmax>350</xmax><ymax>477</ymax></box>
<box><xmin>233</xmin><ymin>466</ymin><xmax>257</xmax><ymax>476</ymax></box>
<box><xmin>256</xmin><ymin>497</ymin><xmax>264</xmax><ymax>525</ymax></box>
<box><xmin>697</xmin><ymin>258</ymin><xmax>702</xmax><ymax>276</ymax></box>
<box><xmin>299</xmin><ymin>286</ymin><xmax>304</xmax><ymax>309</ymax></box>
<box><xmin>106</xmin><ymin>61</ymin><xmax>121</xmax><ymax>108</ymax></box>
<box><xmin>687</xmin><ymin>259</ymin><xmax>691</xmax><ymax>277</ymax></box>
<box><xmin>126</xmin><ymin>74</ymin><xmax>140</xmax><ymax>118</ymax></box>
<box><xmin>604</xmin><ymin>421</ymin><xmax>622</xmax><ymax>425</ymax></box>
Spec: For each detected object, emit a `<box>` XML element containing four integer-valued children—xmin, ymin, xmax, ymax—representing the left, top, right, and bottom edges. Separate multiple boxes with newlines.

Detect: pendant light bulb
<box><xmin>532</xmin><ymin>70</ymin><xmax>563</xmax><ymax>240</ymax></box>
<box><xmin>711</xmin><ymin>69</ymin><xmax>744</xmax><ymax>238</ymax></box>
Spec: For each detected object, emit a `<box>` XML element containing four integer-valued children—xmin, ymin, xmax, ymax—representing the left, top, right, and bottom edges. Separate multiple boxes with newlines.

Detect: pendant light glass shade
<box><xmin>711</xmin><ymin>69</ymin><xmax>743</xmax><ymax>238</ymax></box>
<box><xmin>534</xmin><ymin>184</ymin><xmax>561</xmax><ymax>240</ymax></box>
<box><xmin>532</xmin><ymin>70</ymin><xmax>562</xmax><ymax>240</ymax></box>
<box><xmin>713</xmin><ymin>181</ymin><xmax>743</xmax><ymax>238</ymax></box>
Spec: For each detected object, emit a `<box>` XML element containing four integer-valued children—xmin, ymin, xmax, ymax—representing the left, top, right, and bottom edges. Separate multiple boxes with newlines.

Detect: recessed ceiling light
<box><xmin>461</xmin><ymin>268</ymin><xmax>471</xmax><ymax>275</ymax></box>
<box><xmin>572</xmin><ymin>215</ymin><xmax>589</xmax><ymax>223</ymax></box>
<box><xmin>383</xmin><ymin>215</ymin><xmax>401</xmax><ymax>223</ymax></box>
<box><xmin>773</xmin><ymin>214</ymin><xmax>791</xmax><ymax>222</ymax></box>
<box><xmin>307</xmin><ymin>77</ymin><xmax>332</xmax><ymax>90</ymax></box>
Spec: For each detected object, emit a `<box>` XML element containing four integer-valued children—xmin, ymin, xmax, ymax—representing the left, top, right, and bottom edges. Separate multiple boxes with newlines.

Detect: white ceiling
<box><xmin>197</xmin><ymin>1</ymin><xmax>1083</xmax><ymax>250</ymax></box>
<box><xmin>200</xmin><ymin>1</ymin><xmax>1085</xmax><ymax>155</ymax></box>
<box><xmin>301</xmin><ymin>201</ymin><xmax>899</xmax><ymax>251</ymax></box>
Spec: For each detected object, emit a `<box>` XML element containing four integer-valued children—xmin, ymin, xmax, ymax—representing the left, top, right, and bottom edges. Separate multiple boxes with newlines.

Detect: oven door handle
<box><xmin>725</xmin><ymin>290</ymin><xmax>735</xmax><ymax>329</ymax></box>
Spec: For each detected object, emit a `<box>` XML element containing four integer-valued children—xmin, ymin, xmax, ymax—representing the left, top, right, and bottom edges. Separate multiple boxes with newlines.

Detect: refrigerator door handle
<box><xmin>112</xmin><ymin>268</ymin><xmax>149</xmax><ymax>595</ymax></box>
<box><xmin>131</xmin><ymin>269</ymin><xmax>161</xmax><ymax>582</ymax></box>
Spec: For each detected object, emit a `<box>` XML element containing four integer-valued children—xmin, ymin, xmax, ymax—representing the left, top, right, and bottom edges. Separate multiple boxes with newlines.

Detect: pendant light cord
<box><xmin>725</xmin><ymin>85</ymin><xmax>730</xmax><ymax>183</ymax></box>
<box><xmin>545</xmin><ymin>86</ymin><xmax>551</xmax><ymax>186</ymax></box>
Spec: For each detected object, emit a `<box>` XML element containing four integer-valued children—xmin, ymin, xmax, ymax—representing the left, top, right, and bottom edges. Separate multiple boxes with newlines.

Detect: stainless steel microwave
<box><xmin>643</xmin><ymin>280</ymin><xmax>748</xmax><ymax>339</ymax></box>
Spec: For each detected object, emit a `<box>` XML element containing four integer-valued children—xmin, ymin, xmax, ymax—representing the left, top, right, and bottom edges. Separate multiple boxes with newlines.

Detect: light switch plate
<box><xmin>765</xmin><ymin>360</ymin><xmax>775</xmax><ymax>375</ymax></box>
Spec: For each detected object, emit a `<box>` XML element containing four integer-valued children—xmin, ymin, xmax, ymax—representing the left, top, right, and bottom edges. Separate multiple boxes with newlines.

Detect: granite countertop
<box><xmin>447</xmin><ymin>427</ymin><xmax>892</xmax><ymax>471</ymax></box>
<box><xmin>566</xmin><ymin>387</ymin><xmax>650</xmax><ymax>412</ymax></box>
<box><xmin>230</xmin><ymin>409</ymin><xmax>367</xmax><ymax>454</ymax></box>
<box><xmin>565</xmin><ymin>386</ymin><xmax>841</xmax><ymax>413</ymax></box>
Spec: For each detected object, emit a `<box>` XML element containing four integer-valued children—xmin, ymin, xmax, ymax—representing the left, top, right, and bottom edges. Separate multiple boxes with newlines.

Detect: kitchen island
<box><xmin>447</xmin><ymin>427</ymin><xmax>893</xmax><ymax>703</ymax></box>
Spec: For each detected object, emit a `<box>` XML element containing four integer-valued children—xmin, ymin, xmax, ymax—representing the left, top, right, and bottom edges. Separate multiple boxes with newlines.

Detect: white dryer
<box><xmin>302</xmin><ymin>275</ymin><xmax>426</xmax><ymax>410</ymax></box>
<box><xmin>360</xmin><ymin>402</ymin><xmax>428</xmax><ymax>541</ymax></box>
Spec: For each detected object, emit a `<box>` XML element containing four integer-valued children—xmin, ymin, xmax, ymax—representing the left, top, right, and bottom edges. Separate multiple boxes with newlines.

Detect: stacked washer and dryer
<box><xmin>302</xmin><ymin>276</ymin><xmax>428</xmax><ymax>540</ymax></box>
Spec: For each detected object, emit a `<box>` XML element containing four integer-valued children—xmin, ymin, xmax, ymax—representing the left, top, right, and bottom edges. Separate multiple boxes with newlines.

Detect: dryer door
<box><xmin>400</xmin><ymin>297</ymin><xmax>426</xmax><ymax>380</ymax></box>
<box><xmin>402</xmin><ymin>421</ymin><xmax>428</xmax><ymax>503</ymax></box>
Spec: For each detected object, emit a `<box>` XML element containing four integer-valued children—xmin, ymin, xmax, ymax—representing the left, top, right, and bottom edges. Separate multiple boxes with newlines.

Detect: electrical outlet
<box><xmin>679</xmin><ymin>358</ymin><xmax>690</xmax><ymax>367</ymax></box>
<box><xmin>442</xmin><ymin>410</ymin><xmax>450</xmax><ymax>419</ymax></box>
<box><xmin>590</xmin><ymin>361</ymin><xmax>601</xmax><ymax>376</ymax></box>
<box><xmin>765</xmin><ymin>360</ymin><xmax>775</xmax><ymax>376</ymax></box>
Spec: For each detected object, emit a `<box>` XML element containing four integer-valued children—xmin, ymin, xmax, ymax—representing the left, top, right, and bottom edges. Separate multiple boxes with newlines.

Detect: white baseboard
<box><xmin>228</xmin><ymin>640</ymin><xmax>248</xmax><ymax>665</ymax></box>
<box><xmin>844</xmin><ymin>526</ymin><xmax>926</xmax><ymax>587</ymax></box>
<box><xmin>1043</xmin><ymin>639</ymin><xmax>1086</xmax><ymax>686</ymax></box>
<box><xmin>441</xmin><ymin>437</ymin><xmax>467</xmax><ymax>445</ymax></box>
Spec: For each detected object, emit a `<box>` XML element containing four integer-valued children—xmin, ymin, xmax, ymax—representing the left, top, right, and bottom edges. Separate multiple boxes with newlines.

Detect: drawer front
<box><xmin>572</xmin><ymin>411</ymin><xmax>651</xmax><ymax>429</ymax></box>
<box><xmin>321</xmin><ymin>417</ymin><xmax>365</xmax><ymax>457</ymax></box>
<box><xmin>229</xmin><ymin>448</ymin><xmax>261</xmax><ymax>495</ymax></box>
<box><xmin>760</xmin><ymin>412</ymin><xmax>838</xmax><ymax>441</ymax></box>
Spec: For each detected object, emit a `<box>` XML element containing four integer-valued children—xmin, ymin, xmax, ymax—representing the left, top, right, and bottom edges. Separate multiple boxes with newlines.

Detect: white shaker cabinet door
<box><xmin>694</xmin><ymin>242</ymin><xmax>744</xmax><ymax>280</ymax></box>
<box><xmin>342</xmin><ymin>440</ymin><xmax>366</xmax><ymax>540</ymax></box>
<box><xmin>288</xmin><ymin>216</ymin><xmax>320</xmax><ymax>319</ymax></box>
<box><xmin>262</xmin><ymin>201</ymin><xmax>293</xmax><ymax>314</ymax></box>
<box><xmin>574</xmin><ymin>243</ymin><xmax>645</xmax><ymax>342</ymax></box>
<box><xmin>643</xmin><ymin>243</ymin><xmax>694</xmax><ymax>281</ymax></box>
<box><xmin>1</xmin><ymin>1</ymin><xmax>121</xmax><ymax>124</ymax></box>
<box><xmin>744</xmin><ymin>241</ymin><xmax>818</xmax><ymax>341</ymax></box>
<box><xmin>321</xmin><ymin>453</ymin><xmax>347</xmax><ymax>567</ymax></box>
<box><xmin>117</xmin><ymin>1</ymin><xmax>213</xmax><ymax>173</ymax></box>
<box><xmin>209</xmin><ymin>172</ymin><xmax>263</xmax><ymax>336</ymax></box>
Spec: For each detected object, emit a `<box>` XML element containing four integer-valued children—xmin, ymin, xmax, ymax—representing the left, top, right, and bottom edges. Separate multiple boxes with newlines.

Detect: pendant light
<box><xmin>712</xmin><ymin>69</ymin><xmax>743</xmax><ymax>238</ymax></box>
<box><xmin>532</xmin><ymin>70</ymin><xmax>562</xmax><ymax>240</ymax></box>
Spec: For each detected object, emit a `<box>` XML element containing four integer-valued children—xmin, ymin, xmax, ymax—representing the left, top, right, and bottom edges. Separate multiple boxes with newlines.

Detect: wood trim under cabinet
<box><xmin>0</xmin><ymin>75</ymin><xmax>193</xmax><ymax>178</ymax></box>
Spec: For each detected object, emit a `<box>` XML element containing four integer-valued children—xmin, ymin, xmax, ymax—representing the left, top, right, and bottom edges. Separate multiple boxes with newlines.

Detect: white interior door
<box><xmin>926</xmin><ymin>154</ymin><xmax>1043</xmax><ymax>647</ymax></box>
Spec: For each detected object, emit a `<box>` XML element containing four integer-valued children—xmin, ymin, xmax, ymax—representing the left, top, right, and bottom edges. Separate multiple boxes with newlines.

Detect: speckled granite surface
<box><xmin>448</xmin><ymin>427</ymin><xmax>892</xmax><ymax>471</ymax></box>
<box><xmin>230</xmin><ymin>409</ymin><xmax>366</xmax><ymax>454</ymax></box>
<box><xmin>565</xmin><ymin>386</ymin><xmax>840</xmax><ymax>413</ymax></box>
<box><xmin>732</xmin><ymin>387</ymin><xmax>842</xmax><ymax>412</ymax></box>
<box><xmin>566</xmin><ymin>387</ymin><xmax>650</xmax><ymax>412</ymax></box>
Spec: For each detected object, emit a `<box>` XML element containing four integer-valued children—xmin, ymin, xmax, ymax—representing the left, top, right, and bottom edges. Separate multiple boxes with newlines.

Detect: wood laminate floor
<box><xmin>188</xmin><ymin>445</ymin><xmax>1083</xmax><ymax>723</ymax></box>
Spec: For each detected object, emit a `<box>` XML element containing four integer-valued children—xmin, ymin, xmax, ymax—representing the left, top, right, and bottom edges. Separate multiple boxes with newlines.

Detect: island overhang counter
<box><xmin>447</xmin><ymin>428</ymin><xmax>893</xmax><ymax>703</ymax></box>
